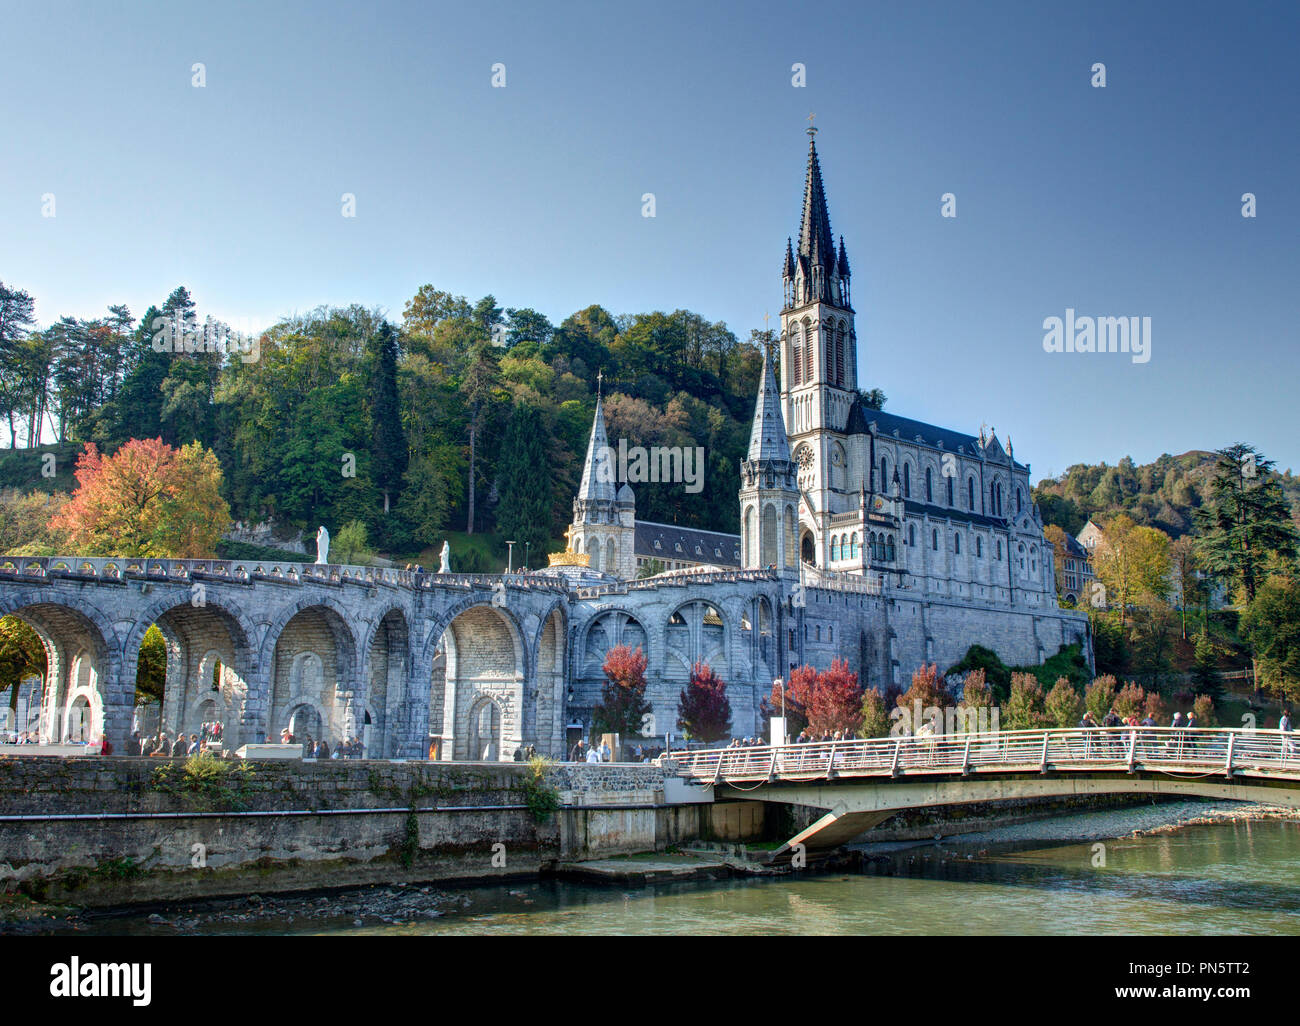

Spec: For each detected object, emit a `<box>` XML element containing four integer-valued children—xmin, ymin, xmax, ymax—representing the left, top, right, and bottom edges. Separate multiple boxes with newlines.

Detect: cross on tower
<box><xmin>596</xmin><ymin>368</ymin><xmax>603</xmax><ymax>399</ymax></box>
<box><xmin>807</xmin><ymin>112</ymin><xmax>817</xmax><ymax>139</ymax></box>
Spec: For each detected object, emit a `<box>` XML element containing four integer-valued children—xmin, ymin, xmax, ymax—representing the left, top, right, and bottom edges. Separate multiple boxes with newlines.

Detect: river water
<box><xmin>46</xmin><ymin>809</ymin><xmax>1300</xmax><ymax>936</ymax></box>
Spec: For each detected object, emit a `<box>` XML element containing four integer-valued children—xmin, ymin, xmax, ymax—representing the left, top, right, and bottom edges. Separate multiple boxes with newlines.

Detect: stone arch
<box><xmin>0</xmin><ymin>591</ymin><xmax>122</xmax><ymax>745</ymax></box>
<box><xmin>663</xmin><ymin>599</ymin><xmax>728</xmax><ymax>680</ymax></box>
<box><xmin>267</xmin><ymin>602</ymin><xmax>359</xmax><ymax>749</ymax></box>
<box><xmin>123</xmin><ymin>593</ymin><xmax>257</xmax><ymax>749</ymax></box>
<box><xmin>424</xmin><ymin>601</ymin><xmax>527</xmax><ymax>761</ymax></box>
<box><xmin>360</xmin><ymin>606</ymin><xmax>411</xmax><ymax>759</ymax></box>
<box><xmin>529</xmin><ymin>603</ymin><xmax>568</xmax><ymax>758</ymax></box>
<box><xmin>580</xmin><ymin>608</ymin><xmax>647</xmax><ymax>678</ymax></box>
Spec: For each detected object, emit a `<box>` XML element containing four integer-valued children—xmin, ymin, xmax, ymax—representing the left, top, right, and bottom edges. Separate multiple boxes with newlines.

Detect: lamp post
<box><xmin>506</xmin><ymin>540</ymin><xmax>516</xmax><ymax>575</ymax></box>
<box><xmin>774</xmin><ymin>677</ymin><xmax>785</xmax><ymax>746</ymax></box>
<box><xmin>525</xmin><ymin>541</ymin><xmax>531</xmax><ymax>571</ymax></box>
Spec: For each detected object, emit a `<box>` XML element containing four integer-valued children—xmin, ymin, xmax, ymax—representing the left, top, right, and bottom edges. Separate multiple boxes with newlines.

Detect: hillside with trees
<box><xmin>2</xmin><ymin>279</ymin><xmax>892</xmax><ymax>567</ymax></box>
<box><xmin>1033</xmin><ymin>451</ymin><xmax>1300</xmax><ymax>539</ymax></box>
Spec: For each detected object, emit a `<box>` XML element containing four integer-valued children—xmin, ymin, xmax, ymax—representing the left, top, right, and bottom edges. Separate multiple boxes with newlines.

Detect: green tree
<box><xmin>1005</xmin><ymin>672</ymin><xmax>1049</xmax><ymax>730</ymax></box>
<box><xmin>495</xmin><ymin>404</ymin><xmax>552</xmax><ymax>559</ymax></box>
<box><xmin>1195</xmin><ymin>444</ymin><xmax>1298</xmax><ymax>605</ymax></box>
<box><xmin>859</xmin><ymin>688</ymin><xmax>891</xmax><ymax>738</ymax></box>
<box><xmin>1241</xmin><ymin>575</ymin><xmax>1300</xmax><ymax>701</ymax></box>
<box><xmin>367</xmin><ymin>321</ymin><xmax>407</xmax><ymax>516</ymax></box>
<box><xmin>1044</xmin><ymin>677</ymin><xmax>1084</xmax><ymax>728</ymax></box>
<box><xmin>331</xmin><ymin>520</ymin><xmax>374</xmax><ymax>565</ymax></box>
<box><xmin>1084</xmin><ymin>675</ymin><xmax>1118</xmax><ymax>720</ymax></box>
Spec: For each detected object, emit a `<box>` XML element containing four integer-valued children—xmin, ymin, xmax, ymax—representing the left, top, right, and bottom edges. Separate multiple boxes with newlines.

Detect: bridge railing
<box><xmin>0</xmin><ymin>556</ymin><xmax>568</xmax><ymax>593</ymax></box>
<box><xmin>662</xmin><ymin>727</ymin><xmax>1300</xmax><ymax>784</ymax></box>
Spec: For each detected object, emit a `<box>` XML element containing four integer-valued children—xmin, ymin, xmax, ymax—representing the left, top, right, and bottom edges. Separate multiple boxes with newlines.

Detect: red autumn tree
<box><xmin>592</xmin><ymin>644</ymin><xmax>652</xmax><ymax>737</ymax></box>
<box><xmin>808</xmin><ymin>657</ymin><xmax>864</xmax><ymax>736</ymax></box>
<box><xmin>761</xmin><ymin>663</ymin><xmax>817</xmax><ymax>736</ymax></box>
<box><xmin>51</xmin><ymin>438</ymin><xmax>230</xmax><ymax>557</ymax></box>
<box><xmin>677</xmin><ymin>661</ymin><xmax>732</xmax><ymax>742</ymax></box>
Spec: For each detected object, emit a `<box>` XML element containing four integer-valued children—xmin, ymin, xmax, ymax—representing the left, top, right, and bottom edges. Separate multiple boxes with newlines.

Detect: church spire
<box><xmin>747</xmin><ymin>342</ymin><xmax>792</xmax><ymax>463</ymax></box>
<box><xmin>797</xmin><ymin>135</ymin><xmax>835</xmax><ymax>280</ymax></box>
<box><xmin>576</xmin><ymin>395</ymin><xmax>616</xmax><ymax>504</ymax></box>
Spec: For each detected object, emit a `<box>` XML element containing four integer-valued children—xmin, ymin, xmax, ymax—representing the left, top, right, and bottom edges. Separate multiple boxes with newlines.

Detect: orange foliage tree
<box><xmin>51</xmin><ymin>438</ymin><xmax>231</xmax><ymax>558</ymax></box>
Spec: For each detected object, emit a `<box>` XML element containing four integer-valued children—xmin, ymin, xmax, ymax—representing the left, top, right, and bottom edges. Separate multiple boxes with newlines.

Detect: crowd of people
<box><xmin>277</xmin><ymin>728</ymin><xmax>366</xmax><ymax>759</ymax></box>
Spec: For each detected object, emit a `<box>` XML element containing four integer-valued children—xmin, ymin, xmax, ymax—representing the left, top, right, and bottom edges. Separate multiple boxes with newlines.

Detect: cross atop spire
<box><xmin>807</xmin><ymin>111</ymin><xmax>817</xmax><ymax>139</ymax></box>
<box><xmin>796</xmin><ymin>125</ymin><xmax>836</xmax><ymax>286</ymax></box>
<box><xmin>596</xmin><ymin>368</ymin><xmax>603</xmax><ymax>399</ymax></box>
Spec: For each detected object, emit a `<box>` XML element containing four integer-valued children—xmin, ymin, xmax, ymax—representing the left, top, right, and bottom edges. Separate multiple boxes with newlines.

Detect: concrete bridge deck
<box><xmin>662</xmin><ymin>727</ymin><xmax>1300</xmax><ymax>859</ymax></box>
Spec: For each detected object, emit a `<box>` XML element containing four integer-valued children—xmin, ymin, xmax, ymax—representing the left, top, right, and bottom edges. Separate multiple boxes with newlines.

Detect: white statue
<box><xmin>438</xmin><ymin>540</ymin><xmax>451</xmax><ymax>573</ymax></box>
<box><xmin>316</xmin><ymin>525</ymin><xmax>330</xmax><ymax>565</ymax></box>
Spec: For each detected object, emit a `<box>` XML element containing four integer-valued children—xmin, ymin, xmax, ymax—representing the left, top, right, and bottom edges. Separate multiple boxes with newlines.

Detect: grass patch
<box><xmin>520</xmin><ymin>755</ymin><xmax>561</xmax><ymax>824</ymax></box>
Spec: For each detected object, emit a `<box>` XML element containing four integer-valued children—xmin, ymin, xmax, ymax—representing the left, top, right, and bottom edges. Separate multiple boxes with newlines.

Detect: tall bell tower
<box><xmin>779</xmin><ymin>121</ymin><xmax>859</xmax><ymax>560</ymax></box>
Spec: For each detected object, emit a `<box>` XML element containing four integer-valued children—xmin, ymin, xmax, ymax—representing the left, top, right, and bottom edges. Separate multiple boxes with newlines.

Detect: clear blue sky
<box><xmin>2</xmin><ymin>0</ymin><xmax>1297</xmax><ymax>481</ymax></box>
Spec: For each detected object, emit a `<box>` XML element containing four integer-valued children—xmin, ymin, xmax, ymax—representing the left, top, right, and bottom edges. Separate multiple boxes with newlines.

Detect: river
<box><xmin>27</xmin><ymin>804</ymin><xmax>1300</xmax><ymax>936</ymax></box>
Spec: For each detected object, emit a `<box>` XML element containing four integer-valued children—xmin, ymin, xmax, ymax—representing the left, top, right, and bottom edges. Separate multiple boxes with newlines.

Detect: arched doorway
<box><xmin>469</xmin><ymin>699</ymin><xmax>501</xmax><ymax>761</ymax></box>
<box><xmin>801</xmin><ymin>531</ymin><xmax>816</xmax><ymax>565</ymax></box>
<box><xmin>286</xmin><ymin>704</ymin><xmax>323</xmax><ymax>745</ymax></box>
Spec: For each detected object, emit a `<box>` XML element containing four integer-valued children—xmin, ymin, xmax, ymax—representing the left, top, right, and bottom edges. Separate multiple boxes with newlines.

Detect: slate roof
<box><xmin>844</xmin><ymin>398</ymin><xmax>1027</xmax><ymax>470</ymax></box>
<box><xmin>635</xmin><ymin>521</ymin><xmax>741</xmax><ymax>567</ymax></box>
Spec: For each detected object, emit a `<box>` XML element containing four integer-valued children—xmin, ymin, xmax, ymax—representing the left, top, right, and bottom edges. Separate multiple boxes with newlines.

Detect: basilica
<box><xmin>552</xmin><ymin>129</ymin><xmax>1090</xmax><ymax>742</ymax></box>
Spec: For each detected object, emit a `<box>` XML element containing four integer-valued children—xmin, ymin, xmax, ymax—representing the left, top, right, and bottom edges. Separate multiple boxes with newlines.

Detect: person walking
<box><xmin>1281</xmin><ymin>710</ymin><xmax>1293</xmax><ymax>759</ymax></box>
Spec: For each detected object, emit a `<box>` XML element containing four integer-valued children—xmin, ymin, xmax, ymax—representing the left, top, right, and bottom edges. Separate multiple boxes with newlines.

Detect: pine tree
<box><xmin>367</xmin><ymin>321</ymin><xmax>407</xmax><ymax>515</ymax></box>
<box><xmin>1195</xmin><ymin>444</ymin><xmax>1298</xmax><ymax>604</ymax></box>
<box><xmin>496</xmin><ymin>404</ymin><xmax>551</xmax><ymax>561</ymax></box>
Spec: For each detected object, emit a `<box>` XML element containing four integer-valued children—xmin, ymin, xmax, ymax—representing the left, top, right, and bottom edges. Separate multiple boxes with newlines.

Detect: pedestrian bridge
<box><xmin>662</xmin><ymin>728</ymin><xmax>1300</xmax><ymax>860</ymax></box>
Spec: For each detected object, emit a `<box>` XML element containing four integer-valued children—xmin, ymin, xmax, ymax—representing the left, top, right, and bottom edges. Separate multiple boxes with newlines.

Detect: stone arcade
<box><xmin>0</xmin><ymin>130</ymin><xmax>1088</xmax><ymax>758</ymax></box>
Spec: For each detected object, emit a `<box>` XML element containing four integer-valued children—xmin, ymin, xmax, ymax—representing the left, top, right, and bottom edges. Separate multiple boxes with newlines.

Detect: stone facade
<box><xmin>0</xmin><ymin>133</ymin><xmax>1089</xmax><ymax>757</ymax></box>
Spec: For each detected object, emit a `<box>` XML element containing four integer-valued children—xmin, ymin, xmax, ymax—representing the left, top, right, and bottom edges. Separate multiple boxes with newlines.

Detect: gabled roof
<box><xmin>634</xmin><ymin>521</ymin><xmax>741</xmax><ymax>567</ymax></box>
<box><xmin>844</xmin><ymin>399</ymin><xmax>1028</xmax><ymax>470</ymax></box>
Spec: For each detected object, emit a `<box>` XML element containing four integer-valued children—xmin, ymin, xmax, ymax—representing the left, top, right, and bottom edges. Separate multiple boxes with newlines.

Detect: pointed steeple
<box><xmin>747</xmin><ymin>344</ymin><xmax>792</xmax><ymax>463</ymax></box>
<box><xmin>783</xmin><ymin>237</ymin><xmax>795</xmax><ymax>278</ymax></box>
<box><xmin>577</xmin><ymin>396</ymin><xmax>617</xmax><ymax>503</ymax></box>
<box><xmin>797</xmin><ymin>136</ymin><xmax>835</xmax><ymax>270</ymax></box>
<box><xmin>837</xmin><ymin>235</ymin><xmax>850</xmax><ymax>278</ymax></box>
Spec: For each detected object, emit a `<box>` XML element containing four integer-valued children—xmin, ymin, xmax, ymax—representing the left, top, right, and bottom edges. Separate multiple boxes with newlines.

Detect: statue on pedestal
<box><xmin>316</xmin><ymin>525</ymin><xmax>330</xmax><ymax>565</ymax></box>
<box><xmin>438</xmin><ymin>540</ymin><xmax>451</xmax><ymax>573</ymax></box>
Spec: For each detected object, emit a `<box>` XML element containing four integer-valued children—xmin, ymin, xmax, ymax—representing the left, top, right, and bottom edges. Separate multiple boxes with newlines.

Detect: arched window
<box><xmin>805</xmin><ymin>325</ymin><xmax>814</xmax><ymax>382</ymax></box>
<box><xmin>835</xmin><ymin>324</ymin><xmax>846</xmax><ymax>385</ymax></box>
<box><xmin>1017</xmin><ymin>487</ymin><xmax>1023</xmax><ymax>514</ymax></box>
<box><xmin>850</xmin><ymin>533</ymin><xmax>859</xmax><ymax>558</ymax></box>
<box><xmin>825</xmin><ymin>330</ymin><xmax>834</xmax><ymax>383</ymax></box>
<box><xmin>925</xmin><ymin>467</ymin><xmax>933</xmax><ymax>502</ymax></box>
<box><xmin>932</xmin><ymin>529</ymin><xmax>939</xmax><ymax>551</ymax></box>
<box><xmin>831</xmin><ymin>537</ymin><xmax>840</xmax><ymax>561</ymax></box>
<box><xmin>880</xmin><ymin>456</ymin><xmax>889</xmax><ymax>491</ymax></box>
<box><xmin>908</xmin><ymin>523</ymin><xmax>916</xmax><ymax>547</ymax></box>
<box><xmin>816</xmin><ymin>625</ymin><xmax>822</xmax><ymax>642</ymax></box>
<box><xmin>886</xmin><ymin>536</ymin><xmax>896</xmax><ymax>562</ymax></box>
<box><xmin>955</xmin><ymin>533</ymin><xmax>961</xmax><ymax>555</ymax></box>
<box><xmin>976</xmin><ymin>536</ymin><xmax>983</xmax><ymax>558</ymax></box>
<box><xmin>791</xmin><ymin>328</ymin><xmax>803</xmax><ymax>386</ymax></box>
<box><xmin>997</xmin><ymin>539</ymin><xmax>1003</xmax><ymax>559</ymax></box>
<box><xmin>968</xmin><ymin>477</ymin><xmax>976</xmax><ymax>511</ymax></box>
<box><xmin>946</xmin><ymin>477</ymin><xmax>954</xmax><ymax>506</ymax></box>
<box><xmin>903</xmin><ymin>463</ymin><xmax>911</xmax><ymax>498</ymax></box>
